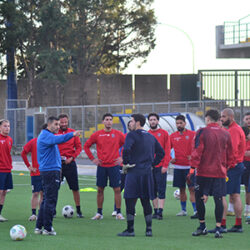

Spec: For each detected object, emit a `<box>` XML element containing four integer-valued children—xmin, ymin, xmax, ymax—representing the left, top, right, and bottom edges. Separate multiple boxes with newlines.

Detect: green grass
<box><xmin>0</xmin><ymin>171</ymin><xmax>250</xmax><ymax>250</ymax></box>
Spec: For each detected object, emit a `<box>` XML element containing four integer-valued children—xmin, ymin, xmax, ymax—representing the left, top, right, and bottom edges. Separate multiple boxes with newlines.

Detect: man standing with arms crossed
<box><xmin>220</xmin><ymin>108</ymin><xmax>246</xmax><ymax>232</ymax></box>
<box><xmin>35</xmin><ymin>116</ymin><xmax>81</xmax><ymax>235</ymax></box>
<box><xmin>58</xmin><ymin>114</ymin><xmax>83</xmax><ymax>218</ymax></box>
<box><xmin>0</xmin><ymin>119</ymin><xmax>13</xmax><ymax>222</ymax></box>
<box><xmin>84</xmin><ymin>113</ymin><xmax>125</xmax><ymax>220</ymax></box>
<box><xmin>170</xmin><ymin>115</ymin><xmax>197</xmax><ymax>218</ymax></box>
<box><xmin>191</xmin><ymin>110</ymin><xmax>234</xmax><ymax>238</ymax></box>
<box><xmin>148</xmin><ymin>113</ymin><xmax>170</xmax><ymax>220</ymax></box>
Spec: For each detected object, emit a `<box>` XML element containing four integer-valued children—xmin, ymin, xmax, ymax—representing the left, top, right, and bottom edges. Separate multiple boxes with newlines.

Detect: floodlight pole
<box><xmin>157</xmin><ymin>22</ymin><xmax>195</xmax><ymax>74</ymax></box>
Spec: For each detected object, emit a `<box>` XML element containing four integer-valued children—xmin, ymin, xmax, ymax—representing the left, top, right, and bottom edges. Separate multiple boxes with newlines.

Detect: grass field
<box><xmin>1</xmin><ymin>171</ymin><xmax>250</xmax><ymax>250</ymax></box>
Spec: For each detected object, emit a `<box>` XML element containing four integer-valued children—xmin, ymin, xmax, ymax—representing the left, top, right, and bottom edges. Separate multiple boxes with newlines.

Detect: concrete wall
<box><xmin>135</xmin><ymin>75</ymin><xmax>168</xmax><ymax>103</ymax></box>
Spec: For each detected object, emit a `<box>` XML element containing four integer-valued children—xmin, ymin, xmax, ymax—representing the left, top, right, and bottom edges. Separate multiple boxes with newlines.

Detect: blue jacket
<box><xmin>37</xmin><ymin>129</ymin><xmax>74</xmax><ymax>172</ymax></box>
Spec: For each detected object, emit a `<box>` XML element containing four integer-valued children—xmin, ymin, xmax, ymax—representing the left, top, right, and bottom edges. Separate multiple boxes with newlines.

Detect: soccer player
<box><xmin>21</xmin><ymin>135</ymin><xmax>43</xmax><ymax>221</ymax></box>
<box><xmin>35</xmin><ymin>116</ymin><xmax>81</xmax><ymax>235</ymax></box>
<box><xmin>220</xmin><ymin>108</ymin><xmax>246</xmax><ymax>232</ymax></box>
<box><xmin>148</xmin><ymin>113</ymin><xmax>170</xmax><ymax>220</ymax></box>
<box><xmin>84</xmin><ymin>113</ymin><xmax>125</xmax><ymax>220</ymax></box>
<box><xmin>170</xmin><ymin>115</ymin><xmax>197</xmax><ymax>218</ymax></box>
<box><xmin>58</xmin><ymin>114</ymin><xmax>83</xmax><ymax>218</ymax></box>
<box><xmin>0</xmin><ymin>119</ymin><xmax>13</xmax><ymax>222</ymax></box>
<box><xmin>243</xmin><ymin>112</ymin><xmax>250</xmax><ymax>218</ymax></box>
<box><xmin>117</xmin><ymin>113</ymin><xmax>165</xmax><ymax>237</ymax></box>
<box><xmin>191</xmin><ymin>110</ymin><xmax>234</xmax><ymax>238</ymax></box>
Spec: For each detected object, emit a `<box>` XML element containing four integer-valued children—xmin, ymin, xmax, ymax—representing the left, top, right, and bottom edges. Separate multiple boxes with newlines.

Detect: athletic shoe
<box><xmin>227</xmin><ymin>225</ymin><xmax>243</xmax><ymax>233</ymax></box>
<box><xmin>158</xmin><ymin>214</ymin><xmax>163</xmax><ymax>220</ymax></box>
<box><xmin>91</xmin><ymin>213</ymin><xmax>103</xmax><ymax>220</ymax></box>
<box><xmin>112</xmin><ymin>211</ymin><xmax>117</xmax><ymax>217</ymax></box>
<box><xmin>29</xmin><ymin>214</ymin><xmax>37</xmax><ymax>221</ymax></box>
<box><xmin>190</xmin><ymin>212</ymin><xmax>198</xmax><ymax>219</ymax></box>
<box><xmin>43</xmin><ymin>229</ymin><xmax>57</xmax><ymax>236</ymax></box>
<box><xmin>192</xmin><ymin>227</ymin><xmax>208</xmax><ymax>236</ymax></box>
<box><xmin>146</xmin><ymin>230</ymin><xmax>153</xmax><ymax>237</ymax></box>
<box><xmin>34</xmin><ymin>228</ymin><xmax>43</xmax><ymax>234</ymax></box>
<box><xmin>116</xmin><ymin>213</ymin><xmax>125</xmax><ymax>220</ymax></box>
<box><xmin>246</xmin><ymin>216</ymin><xmax>250</xmax><ymax>224</ymax></box>
<box><xmin>77</xmin><ymin>212</ymin><xmax>84</xmax><ymax>218</ymax></box>
<box><xmin>176</xmin><ymin>210</ymin><xmax>187</xmax><ymax>216</ymax></box>
<box><xmin>152</xmin><ymin>213</ymin><xmax>158</xmax><ymax>219</ymax></box>
<box><xmin>117</xmin><ymin>229</ymin><xmax>135</xmax><ymax>237</ymax></box>
<box><xmin>226</xmin><ymin>211</ymin><xmax>235</xmax><ymax>216</ymax></box>
<box><xmin>0</xmin><ymin>215</ymin><xmax>8</xmax><ymax>222</ymax></box>
<box><xmin>214</xmin><ymin>230</ymin><xmax>223</xmax><ymax>238</ymax></box>
<box><xmin>208</xmin><ymin>227</ymin><xmax>227</xmax><ymax>234</ymax></box>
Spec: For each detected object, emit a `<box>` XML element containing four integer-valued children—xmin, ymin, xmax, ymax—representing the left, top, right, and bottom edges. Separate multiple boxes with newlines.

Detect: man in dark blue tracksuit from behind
<box><xmin>35</xmin><ymin>116</ymin><xmax>81</xmax><ymax>235</ymax></box>
<box><xmin>117</xmin><ymin>113</ymin><xmax>165</xmax><ymax>237</ymax></box>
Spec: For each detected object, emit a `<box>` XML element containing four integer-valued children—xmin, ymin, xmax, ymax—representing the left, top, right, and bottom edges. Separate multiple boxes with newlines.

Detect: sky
<box><xmin>124</xmin><ymin>0</ymin><xmax>250</xmax><ymax>75</ymax></box>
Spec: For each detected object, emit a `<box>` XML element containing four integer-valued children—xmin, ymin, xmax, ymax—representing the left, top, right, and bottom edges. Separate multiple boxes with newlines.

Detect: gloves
<box><xmin>186</xmin><ymin>168</ymin><xmax>195</xmax><ymax>185</ymax></box>
<box><xmin>122</xmin><ymin>164</ymin><xmax>135</xmax><ymax>174</ymax></box>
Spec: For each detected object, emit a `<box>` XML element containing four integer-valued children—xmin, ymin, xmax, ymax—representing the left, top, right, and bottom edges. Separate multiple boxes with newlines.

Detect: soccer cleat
<box><xmin>176</xmin><ymin>210</ymin><xmax>187</xmax><ymax>216</ymax></box>
<box><xmin>158</xmin><ymin>214</ymin><xmax>163</xmax><ymax>220</ymax></box>
<box><xmin>77</xmin><ymin>212</ymin><xmax>84</xmax><ymax>218</ymax></box>
<box><xmin>227</xmin><ymin>225</ymin><xmax>243</xmax><ymax>233</ymax></box>
<box><xmin>190</xmin><ymin>212</ymin><xmax>198</xmax><ymax>219</ymax></box>
<box><xmin>0</xmin><ymin>214</ymin><xmax>8</xmax><ymax>222</ymax></box>
<box><xmin>91</xmin><ymin>213</ymin><xmax>103</xmax><ymax>220</ymax></box>
<box><xmin>43</xmin><ymin>229</ymin><xmax>57</xmax><ymax>236</ymax></box>
<box><xmin>116</xmin><ymin>213</ymin><xmax>125</xmax><ymax>220</ymax></box>
<box><xmin>214</xmin><ymin>230</ymin><xmax>223</xmax><ymax>238</ymax></box>
<box><xmin>34</xmin><ymin>228</ymin><xmax>43</xmax><ymax>234</ymax></box>
<box><xmin>226</xmin><ymin>211</ymin><xmax>235</xmax><ymax>216</ymax></box>
<box><xmin>29</xmin><ymin>214</ymin><xmax>37</xmax><ymax>221</ymax></box>
<box><xmin>152</xmin><ymin>213</ymin><xmax>158</xmax><ymax>219</ymax></box>
<box><xmin>112</xmin><ymin>210</ymin><xmax>117</xmax><ymax>217</ymax></box>
<box><xmin>208</xmin><ymin>227</ymin><xmax>227</xmax><ymax>234</ymax></box>
<box><xmin>117</xmin><ymin>229</ymin><xmax>135</xmax><ymax>237</ymax></box>
<box><xmin>192</xmin><ymin>227</ymin><xmax>208</xmax><ymax>236</ymax></box>
<box><xmin>146</xmin><ymin>230</ymin><xmax>153</xmax><ymax>237</ymax></box>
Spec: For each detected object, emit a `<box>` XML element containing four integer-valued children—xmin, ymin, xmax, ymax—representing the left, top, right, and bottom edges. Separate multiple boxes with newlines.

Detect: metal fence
<box><xmin>5</xmin><ymin>99</ymin><xmax>250</xmax><ymax>149</ymax></box>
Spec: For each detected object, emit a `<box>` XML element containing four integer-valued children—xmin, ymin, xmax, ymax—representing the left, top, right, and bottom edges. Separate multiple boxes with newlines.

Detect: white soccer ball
<box><xmin>62</xmin><ymin>205</ymin><xmax>74</xmax><ymax>218</ymax></box>
<box><xmin>10</xmin><ymin>225</ymin><xmax>27</xmax><ymax>241</ymax></box>
<box><xmin>173</xmin><ymin>189</ymin><xmax>180</xmax><ymax>200</ymax></box>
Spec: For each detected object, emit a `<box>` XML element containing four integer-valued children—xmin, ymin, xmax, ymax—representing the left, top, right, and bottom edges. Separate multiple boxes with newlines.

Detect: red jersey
<box><xmin>57</xmin><ymin>128</ymin><xmax>82</xmax><ymax>159</ymax></box>
<box><xmin>21</xmin><ymin>138</ymin><xmax>40</xmax><ymax>176</ymax></box>
<box><xmin>191</xmin><ymin>123</ymin><xmax>234</xmax><ymax>178</ymax></box>
<box><xmin>148</xmin><ymin>128</ymin><xmax>170</xmax><ymax>168</ymax></box>
<box><xmin>84</xmin><ymin>129</ymin><xmax>125</xmax><ymax>167</ymax></box>
<box><xmin>244</xmin><ymin>140</ymin><xmax>250</xmax><ymax>161</ymax></box>
<box><xmin>0</xmin><ymin>134</ymin><xmax>13</xmax><ymax>173</ymax></box>
<box><xmin>170</xmin><ymin>129</ymin><xmax>195</xmax><ymax>166</ymax></box>
<box><xmin>227</xmin><ymin>121</ymin><xmax>246</xmax><ymax>165</ymax></box>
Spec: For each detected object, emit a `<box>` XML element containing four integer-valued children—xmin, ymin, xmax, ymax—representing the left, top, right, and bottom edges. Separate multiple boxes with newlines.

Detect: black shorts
<box><xmin>96</xmin><ymin>166</ymin><xmax>121</xmax><ymax>188</ymax></box>
<box><xmin>152</xmin><ymin>166</ymin><xmax>167</xmax><ymax>199</ymax></box>
<box><xmin>242</xmin><ymin>161</ymin><xmax>250</xmax><ymax>191</ymax></box>
<box><xmin>195</xmin><ymin>176</ymin><xmax>226</xmax><ymax>197</ymax></box>
<box><xmin>61</xmin><ymin>161</ymin><xmax>79</xmax><ymax>191</ymax></box>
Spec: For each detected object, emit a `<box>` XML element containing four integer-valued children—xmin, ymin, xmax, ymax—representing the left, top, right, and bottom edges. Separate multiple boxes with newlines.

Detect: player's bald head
<box><xmin>221</xmin><ymin>108</ymin><xmax>234</xmax><ymax>118</ymax></box>
<box><xmin>221</xmin><ymin>108</ymin><xmax>234</xmax><ymax>127</ymax></box>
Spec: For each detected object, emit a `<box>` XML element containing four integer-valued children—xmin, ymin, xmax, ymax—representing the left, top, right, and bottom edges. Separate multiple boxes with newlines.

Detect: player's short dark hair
<box><xmin>148</xmin><ymin>112</ymin><xmax>159</xmax><ymax>121</ymax></box>
<box><xmin>41</xmin><ymin>123</ymin><xmax>48</xmax><ymax>130</ymax></box>
<box><xmin>58</xmin><ymin>113</ymin><xmax>69</xmax><ymax>120</ymax></box>
<box><xmin>127</xmin><ymin>120</ymin><xmax>132</xmax><ymax>127</ymax></box>
<box><xmin>47</xmin><ymin>116</ymin><xmax>59</xmax><ymax>124</ymax></box>
<box><xmin>205</xmin><ymin>109</ymin><xmax>220</xmax><ymax>122</ymax></box>
<box><xmin>131</xmin><ymin>113</ymin><xmax>146</xmax><ymax>127</ymax></box>
<box><xmin>242</xmin><ymin>126</ymin><xmax>249</xmax><ymax>138</ymax></box>
<box><xmin>0</xmin><ymin>119</ymin><xmax>9</xmax><ymax>125</ymax></box>
<box><xmin>176</xmin><ymin>115</ymin><xmax>185</xmax><ymax>122</ymax></box>
<box><xmin>244</xmin><ymin>112</ymin><xmax>250</xmax><ymax>117</ymax></box>
<box><xmin>102</xmin><ymin>113</ymin><xmax>113</xmax><ymax>121</ymax></box>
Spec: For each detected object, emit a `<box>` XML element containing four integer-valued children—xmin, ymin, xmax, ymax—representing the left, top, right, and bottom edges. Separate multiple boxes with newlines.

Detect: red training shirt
<box><xmin>21</xmin><ymin>138</ymin><xmax>40</xmax><ymax>176</ymax></box>
<box><xmin>170</xmin><ymin>129</ymin><xmax>195</xmax><ymax>166</ymax></box>
<box><xmin>57</xmin><ymin>128</ymin><xmax>82</xmax><ymax>159</ymax></box>
<box><xmin>84</xmin><ymin>129</ymin><xmax>125</xmax><ymax>167</ymax></box>
<box><xmin>148</xmin><ymin>128</ymin><xmax>171</xmax><ymax>168</ymax></box>
<box><xmin>227</xmin><ymin>121</ymin><xmax>246</xmax><ymax>165</ymax></box>
<box><xmin>244</xmin><ymin>140</ymin><xmax>250</xmax><ymax>161</ymax></box>
<box><xmin>0</xmin><ymin>134</ymin><xmax>13</xmax><ymax>173</ymax></box>
<box><xmin>191</xmin><ymin>123</ymin><xmax>234</xmax><ymax>178</ymax></box>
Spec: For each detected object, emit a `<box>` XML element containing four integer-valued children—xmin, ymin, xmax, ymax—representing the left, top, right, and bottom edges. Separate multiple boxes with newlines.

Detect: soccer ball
<box><xmin>62</xmin><ymin>205</ymin><xmax>74</xmax><ymax>218</ymax></box>
<box><xmin>10</xmin><ymin>225</ymin><xmax>27</xmax><ymax>241</ymax></box>
<box><xmin>173</xmin><ymin>189</ymin><xmax>180</xmax><ymax>200</ymax></box>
